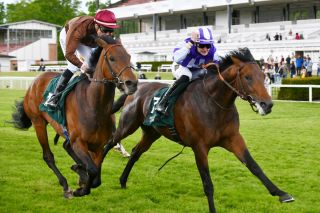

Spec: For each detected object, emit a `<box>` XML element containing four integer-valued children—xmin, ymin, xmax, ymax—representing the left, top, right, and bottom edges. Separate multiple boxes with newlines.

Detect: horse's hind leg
<box><xmin>33</xmin><ymin>121</ymin><xmax>72</xmax><ymax>198</ymax></box>
<box><xmin>119</xmin><ymin>126</ymin><xmax>161</xmax><ymax>188</ymax></box>
<box><xmin>223</xmin><ymin>133</ymin><xmax>294</xmax><ymax>203</ymax></box>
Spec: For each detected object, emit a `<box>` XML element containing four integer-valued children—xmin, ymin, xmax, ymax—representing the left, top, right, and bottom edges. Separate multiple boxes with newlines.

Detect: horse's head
<box><xmin>218</xmin><ymin>48</ymin><xmax>273</xmax><ymax>115</ymax></box>
<box><xmin>94</xmin><ymin>35</ymin><xmax>138</xmax><ymax>95</ymax></box>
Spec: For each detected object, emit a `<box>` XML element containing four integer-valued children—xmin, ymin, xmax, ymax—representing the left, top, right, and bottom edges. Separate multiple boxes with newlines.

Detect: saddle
<box><xmin>39</xmin><ymin>74</ymin><xmax>86</xmax><ymax>126</ymax></box>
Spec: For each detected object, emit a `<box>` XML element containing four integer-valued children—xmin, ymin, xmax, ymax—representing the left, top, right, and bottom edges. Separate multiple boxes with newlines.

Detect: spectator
<box><xmin>306</xmin><ymin>57</ymin><xmax>313</xmax><ymax>77</ymax></box>
<box><xmin>274</xmin><ymin>56</ymin><xmax>279</xmax><ymax>73</ymax></box>
<box><xmin>290</xmin><ymin>61</ymin><xmax>296</xmax><ymax>78</ymax></box>
<box><xmin>279</xmin><ymin>33</ymin><xmax>282</xmax><ymax>40</ymax></box>
<box><xmin>38</xmin><ymin>58</ymin><xmax>45</xmax><ymax>71</ymax></box>
<box><xmin>266</xmin><ymin>33</ymin><xmax>271</xmax><ymax>41</ymax></box>
<box><xmin>279</xmin><ymin>62</ymin><xmax>288</xmax><ymax>79</ymax></box>
<box><xmin>286</xmin><ymin>55</ymin><xmax>291</xmax><ymax>70</ymax></box>
<box><xmin>295</xmin><ymin>33</ymin><xmax>300</xmax><ymax>40</ymax></box>
<box><xmin>300</xmin><ymin>33</ymin><xmax>304</xmax><ymax>39</ymax></box>
<box><xmin>259</xmin><ymin>56</ymin><xmax>265</xmax><ymax>69</ymax></box>
<box><xmin>295</xmin><ymin>55</ymin><xmax>303</xmax><ymax>76</ymax></box>
<box><xmin>288</xmin><ymin>29</ymin><xmax>293</xmax><ymax>36</ymax></box>
<box><xmin>274</xmin><ymin>33</ymin><xmax>279</xmax><ymax>41</ymax></box>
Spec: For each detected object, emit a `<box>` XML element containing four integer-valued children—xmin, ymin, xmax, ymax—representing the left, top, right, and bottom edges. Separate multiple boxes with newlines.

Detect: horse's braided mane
<box><xmin>88</xmin><ymin>35</ymin><xmax>117</xmax><ymax>69</ymax></box>
<box><xmin>218</xmin><ymin>47</ymin><xmax>255</xmax><ymax>72</ymax></box>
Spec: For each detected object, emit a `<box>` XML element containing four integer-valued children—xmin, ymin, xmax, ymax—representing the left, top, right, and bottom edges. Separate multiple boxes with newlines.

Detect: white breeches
<box><xmin>59</xmin><ymin>28</ymin><xmax>96</xmax><ymax>73</ymax></box>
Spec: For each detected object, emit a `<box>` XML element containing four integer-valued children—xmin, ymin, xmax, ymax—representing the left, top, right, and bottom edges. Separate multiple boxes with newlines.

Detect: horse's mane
<box><xmin>88</xmin><ymin>35</ymin><xmax>117</xmax><ymax>69</ymax></box>
<box><xmin>218</xmin><ymin>48</ymin><xmax>255</xmax><ymax>72</ymax></box>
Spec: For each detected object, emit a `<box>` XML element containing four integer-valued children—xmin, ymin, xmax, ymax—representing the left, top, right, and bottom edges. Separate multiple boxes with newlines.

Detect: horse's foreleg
<box><xmin>120</xmin><ymin>127</ymin><xmax>160</xmax><ymax>188</ymax></box>
<box><xmin>33</xmin><ymin>122</ymin><xmax>72</xmax><ymax>198</ymax></box>
<box><xmin>193</xmin><ymin>145</ymin><xmax>216</xmax><ymax>213</ymax></box>
<box><xmin>63</xmin><ymin>140</ymin><xmax>88</xmax><ymax>187</ymax></box>
<box><xmin>223</xmin><ymin>134</ymin><xmax>294</xmax><ymax>203</ymax></box>
<box><xmin>72</xmin><ymin>141</ymin><xmax>98</xmax><ymax>197</ymax></box>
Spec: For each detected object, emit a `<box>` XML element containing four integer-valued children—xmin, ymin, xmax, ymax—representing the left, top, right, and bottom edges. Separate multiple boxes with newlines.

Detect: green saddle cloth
<box><xmin>143</xmin><ymin>87</ymin><xmax>181</xmax><ymax>127</ymax></box>
<box><xmin>39</xmin><ymin>74</ymin><xmax>86</xmax><ymax>127</ymax></box>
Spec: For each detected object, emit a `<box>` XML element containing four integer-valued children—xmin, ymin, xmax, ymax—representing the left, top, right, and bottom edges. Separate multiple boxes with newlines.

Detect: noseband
<box><xmin>204</xmin><ymin>62</ymin><xmax>258</xmax><ymax>112</ymax></box>
<box><xmin>88</xmin><ymin>44</ymin><xmax>134</xmax><ymax>84</ymax></box>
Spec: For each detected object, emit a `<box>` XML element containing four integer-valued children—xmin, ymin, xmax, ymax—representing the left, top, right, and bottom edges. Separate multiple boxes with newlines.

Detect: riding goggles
<box><xmin>197</xmin><ymin>43</ymin><xmax>211</xmax><ymax>49</ymax></box>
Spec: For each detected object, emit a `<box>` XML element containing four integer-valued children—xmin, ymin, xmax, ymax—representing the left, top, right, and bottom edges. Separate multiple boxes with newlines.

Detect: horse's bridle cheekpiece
<box><xmin>204</xmin><ymin>62</ymin><xmax>259</xmax><ymax>113</ymax></box>
<box><xmin>88</xmin><ymin>44</ymin><xmax>134</xmax><ymax>85</ymax></box>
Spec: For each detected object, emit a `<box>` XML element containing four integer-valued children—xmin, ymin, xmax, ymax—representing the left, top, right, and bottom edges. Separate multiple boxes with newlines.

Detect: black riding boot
<box><xmin>155</xmin><ymin>75</ymin><xmax>189</xmax><ymax>114</ymax></box>
<box><xmin>46</xmin><ymin>69</ymin><xmax>73</xmax><ymax>108</ymax></box>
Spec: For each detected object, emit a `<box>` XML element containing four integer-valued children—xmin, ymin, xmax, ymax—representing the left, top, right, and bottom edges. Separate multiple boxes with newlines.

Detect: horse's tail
<box><xmin>11</xmin><ymin>99</ymin><xmax>32</xmax><ymax>130</ymax></box>
<box><xmin>112</xmin><ymin>94</ymin><xmax>128</xmax><ymax>114</ymax></box>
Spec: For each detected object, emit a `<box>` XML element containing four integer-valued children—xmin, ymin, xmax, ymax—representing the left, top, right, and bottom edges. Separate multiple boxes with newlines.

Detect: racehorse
<box><xmin>104</xmin><ymin>48</ymin><xmax>294</xmax><ymax>212</ymax></box>
<box><xmin>11</xmin><ymin>35</ymin><xmax>137</xmax><ymax>198</ymax></box>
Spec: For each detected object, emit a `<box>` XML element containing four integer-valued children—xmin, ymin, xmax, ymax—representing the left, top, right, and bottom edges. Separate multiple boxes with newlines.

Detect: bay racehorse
<box><xmin>104</xmin><ymin>48</ymin><xmax>294</xmax><ymax>212</ymax></box>
<box><xmin>11</xmin><ymin>35</ymin><xmax>137</xmax><ymax>198</ymax></box>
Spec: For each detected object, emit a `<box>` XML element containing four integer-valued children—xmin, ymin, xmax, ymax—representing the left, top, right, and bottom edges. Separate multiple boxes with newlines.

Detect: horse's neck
<box><xmin>204</xmin><ymin>73</ymin><xmax>237</xmax><ymax>108</ymax></box>
<box><xmin>84</xmin><ymin>70</ymin><xmax>115</xmax><ymax>112</ymax></box>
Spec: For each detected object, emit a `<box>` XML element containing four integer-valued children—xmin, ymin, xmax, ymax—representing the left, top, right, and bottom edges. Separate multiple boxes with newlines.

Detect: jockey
<box><xmin>155</xmin><ymin>27</ymin><xmax>219</xmax><ymax>113</ymax></box>
<box><xmin>45</xmin><ymin>9</ymin><xmax>119</xmax><ymax>108</ymax></box>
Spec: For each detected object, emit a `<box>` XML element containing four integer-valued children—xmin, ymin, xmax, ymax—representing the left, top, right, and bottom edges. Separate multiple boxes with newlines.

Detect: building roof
<box><xmin>0</xmin><ymin>54</ymin><xmax>15</xmax><ymax>58</ymax></box>
<box><xmin>110</xmin><ymin>0</ymin><xmax>163</xmax><ymax>8</ymax></box>
<box><xmin>0</xmin><ymin>19</ymin><xmax>62</xmax><ymax>29</ymax></box>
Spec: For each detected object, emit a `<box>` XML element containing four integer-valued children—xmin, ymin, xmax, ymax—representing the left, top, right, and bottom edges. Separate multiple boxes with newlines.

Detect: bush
<box><xmin>278</xmin><ymin>77</ymin><xmax>320</xmax><ymax>101</ymax></box>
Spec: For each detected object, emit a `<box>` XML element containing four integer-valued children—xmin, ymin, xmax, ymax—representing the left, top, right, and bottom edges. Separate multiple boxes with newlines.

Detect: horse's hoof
<box><xmin>73</xmin><ymin>187</ymin><xmax>90</xmax><ymax>197</ymax></box>
<box><xmin>64</xmin><ymin>189</ymin><xmax>73</xmax><ymax>199</ymax></box>
<box><xmin>279</xmin><ymin>194</ymin><xmax>295</xmax><ymax>203</ymax></box>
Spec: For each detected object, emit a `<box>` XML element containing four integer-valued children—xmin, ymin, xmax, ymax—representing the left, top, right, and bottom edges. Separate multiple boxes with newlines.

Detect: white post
<box><xmin>309</xmin><ymin>86</ymin><xmax>312</xmax><ymax>102</ymax></box>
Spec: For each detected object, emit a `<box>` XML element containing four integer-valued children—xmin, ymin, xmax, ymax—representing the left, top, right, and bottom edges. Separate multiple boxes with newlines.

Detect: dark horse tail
<box><xmin>112</xmin><ymin>93</ymin><xmax>128</xmax><ymax>114</ymax></box>
<box><xmin>11</xmin><ymin>99</ymin><xmax>32</xmax><ymax>130</ymax></box>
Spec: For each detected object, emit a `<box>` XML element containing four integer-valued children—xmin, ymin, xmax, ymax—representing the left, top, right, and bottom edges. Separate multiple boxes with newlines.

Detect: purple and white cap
<box><xmin>197</xmin><ymin>27</ymin><xmax>214</xmax><ymax>44</ymax></box>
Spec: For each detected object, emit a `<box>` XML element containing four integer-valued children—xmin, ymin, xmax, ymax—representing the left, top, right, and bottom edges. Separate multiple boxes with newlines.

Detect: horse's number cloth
<box><xmin>143</xmin><ymin>87</ymin><xmax>180</xmax><ymax>127</ymax></box>
<box><xmin>39</xmin><ymin>74</ymin><xmax>85</xmax><ymax>126</ymax></box>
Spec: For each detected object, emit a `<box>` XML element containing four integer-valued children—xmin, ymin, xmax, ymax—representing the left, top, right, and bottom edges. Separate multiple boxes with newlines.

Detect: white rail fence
<box><xmin>1</xmin><ymin>77</ymin><xmax>319</xmax><ymax>103</ymax></box>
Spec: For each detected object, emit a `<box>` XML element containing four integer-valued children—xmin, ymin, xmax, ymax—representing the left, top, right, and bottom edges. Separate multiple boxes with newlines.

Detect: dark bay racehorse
<box><xmin>105</xmin><ymin>48</ymin><xmax>294</xmax><ymax>212</ymax></box>
<box><xmin>11</xmin><ymin>35</ymin><xmax>137</xmax><ymax>198</ymax></box>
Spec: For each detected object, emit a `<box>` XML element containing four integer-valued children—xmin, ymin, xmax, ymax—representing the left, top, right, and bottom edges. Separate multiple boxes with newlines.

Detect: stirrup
<box><xmin>155</xmin><ymin>104</ymin><xmax>167</xmax><ymax>114</ymax></box>
<box><xmin>44</xmin><ymin>93</ymin><xmax>58</xmax><ymax>108</ymax></box>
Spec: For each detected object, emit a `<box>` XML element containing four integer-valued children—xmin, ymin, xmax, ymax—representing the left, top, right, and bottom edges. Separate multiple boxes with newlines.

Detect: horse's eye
<box><xmin>244</xmin><ymin>75</ymin><xmax>252</xmax><ymax>82</ymax></box>
<box><xmin>109</xmin><ymin>56</ymin><xmax>115</xmax><ymax>61</ymax></box>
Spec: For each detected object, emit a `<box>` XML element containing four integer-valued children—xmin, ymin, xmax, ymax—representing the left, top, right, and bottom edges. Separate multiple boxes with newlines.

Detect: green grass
<box><xmin>0</xmin><ymin>89</ymin><xmax>320</xmax><ymax>213</ymax></box>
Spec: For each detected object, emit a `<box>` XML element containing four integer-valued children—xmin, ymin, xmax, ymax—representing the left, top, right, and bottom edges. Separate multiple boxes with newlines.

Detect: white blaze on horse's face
<box><xmin>255</xmin><ymin>102</ymin><xmax>267</xmax><ymax>116</ymax></box>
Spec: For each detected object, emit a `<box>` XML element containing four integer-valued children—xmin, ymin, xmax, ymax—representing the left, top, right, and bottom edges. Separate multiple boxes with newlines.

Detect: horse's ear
<box><xmin>95</xmin><ymin>37</ymin><xmax>108</xmax><ymax>47</ymax></box>
<box><xmin>115</xmin><ymin>38</ymin><xmax>122</xmax><ymax>44</ymax></box>
<box><xmin>231</xmin><ymin>56</ymin><xmax>244</xmax><ymax>67</ymax></box>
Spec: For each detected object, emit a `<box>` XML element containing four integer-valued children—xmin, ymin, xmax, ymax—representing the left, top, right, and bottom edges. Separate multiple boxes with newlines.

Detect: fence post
<box><xmin>309</xmin><ymin>86</ymin><xmax>312</xmax><ymax>102</ymax></box>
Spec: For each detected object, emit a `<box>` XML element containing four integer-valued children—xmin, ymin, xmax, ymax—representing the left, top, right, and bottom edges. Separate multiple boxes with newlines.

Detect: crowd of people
<box><xmin>265</xmin><ymin>29</ymin><xmax>304</xmax><ymax>41</ymax></box>
<box><xmin>260</xmin><ymin>54</ymin><xmax>319</xmax><ymax>85</ymax></box>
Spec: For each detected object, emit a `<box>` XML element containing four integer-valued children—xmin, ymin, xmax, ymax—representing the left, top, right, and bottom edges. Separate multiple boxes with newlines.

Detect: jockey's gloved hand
<box><xmin>191</xmin><ymin>31</ymin><xmax>200</xmax><ymax>44</ymax></box>
<box><xmin>80</xmin><ymin>63</ymin><xmax>89</xmax><ymax>73</ymax></box>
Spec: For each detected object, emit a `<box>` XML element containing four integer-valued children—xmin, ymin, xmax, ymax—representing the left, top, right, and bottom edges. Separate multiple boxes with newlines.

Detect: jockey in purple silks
<box><xmin>155</xmin><ymin>27</ymin><xmax>219</xmax><ymax>113</ymax></box>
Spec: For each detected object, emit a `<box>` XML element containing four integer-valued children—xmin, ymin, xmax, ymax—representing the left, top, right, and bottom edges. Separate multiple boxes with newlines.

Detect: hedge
<box><xmin>277</xmin><ymin>77</ymin><xmax>320</xmax><ymax>101</ymax></box>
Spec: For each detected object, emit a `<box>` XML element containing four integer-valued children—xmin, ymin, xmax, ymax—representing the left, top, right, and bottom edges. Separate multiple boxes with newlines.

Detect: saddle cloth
<box><xmin>39</xmin><ymin>74</ymin><xmax>85</xmax><ymax>126</ymax></box>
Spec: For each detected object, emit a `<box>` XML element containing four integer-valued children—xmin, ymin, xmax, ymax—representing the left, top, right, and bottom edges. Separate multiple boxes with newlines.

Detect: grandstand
<box><xmin>109</xmin><ymin>0</ymin><xmax>320</xmax><ymax>64</ymax></box>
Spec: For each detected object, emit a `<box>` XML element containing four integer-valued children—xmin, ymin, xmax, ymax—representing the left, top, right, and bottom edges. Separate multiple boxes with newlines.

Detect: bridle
<box><xmin>203</xmin><ymin>62</ymin><xmax>258</xmax><ymax>112</ymax></box>
<box><xmin>88</xmin><ymin>44</ymin><xmax>134</xmax><ymax>84</ymax></box>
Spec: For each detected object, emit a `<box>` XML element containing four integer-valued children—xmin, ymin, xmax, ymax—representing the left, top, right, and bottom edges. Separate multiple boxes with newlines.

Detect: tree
<box><xmin>6</xmin><ymin>0</ymin><xmax>82</xmax><ymax>26</ymax></box>
<box><xmin>0</xmin><ymin>2</ymin><xmax>5</xmax><ymax>24</ymax></box>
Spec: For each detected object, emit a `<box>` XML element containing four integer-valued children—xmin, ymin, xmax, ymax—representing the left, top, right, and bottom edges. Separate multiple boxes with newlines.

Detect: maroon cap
<box><xmin>94</xmin><ymin>9</ymin><xmax>119</xmax><ymax>29</ymax></box>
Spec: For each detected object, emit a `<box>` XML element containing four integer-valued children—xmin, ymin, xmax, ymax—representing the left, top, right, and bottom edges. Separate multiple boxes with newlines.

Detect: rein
<box><xmin>87</xmin><ymin>44</ymin><xmax>133</xmax><ymax>84</ymax></box>
<box><xmin>203</xmin><ymin>62</ymin><xmax>258</xmax><ymax>112</ymax></box>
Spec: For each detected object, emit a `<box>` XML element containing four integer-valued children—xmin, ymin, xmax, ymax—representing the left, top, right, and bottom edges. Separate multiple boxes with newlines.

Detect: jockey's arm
<box><xmin>65</xmin><ymin>31</ymin><xmax>83</xmax><ymax>68</ymax></box>
<box><xmin>173</xmin><ymin>41</ymin><xmax>192</xmax><ymax>63</ymax></box>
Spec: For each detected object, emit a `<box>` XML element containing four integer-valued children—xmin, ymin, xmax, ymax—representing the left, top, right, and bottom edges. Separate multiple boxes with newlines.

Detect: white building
<box><xmin>108</xmin><ymin>0</ymin><xmax>320</xmax><ymax>63</ymax></box>
<box><xmin>0</xmin><ymin>20</ymin><xmax>61</xmax><ymax>71</ymax></box>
